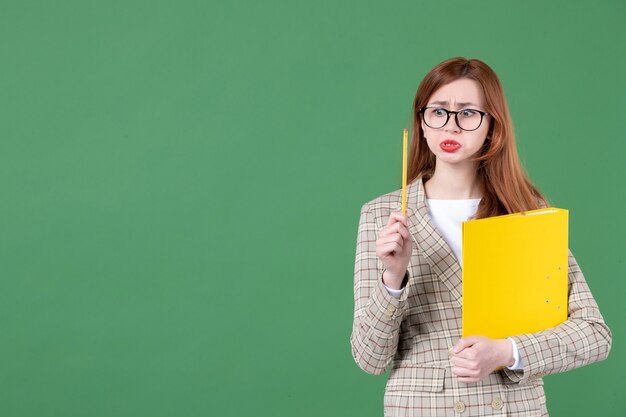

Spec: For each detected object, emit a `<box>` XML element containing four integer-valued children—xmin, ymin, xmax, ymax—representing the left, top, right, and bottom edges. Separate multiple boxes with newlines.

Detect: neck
<box><xmin>424</xmin><ymin>162</ymin><xmax>482</xmax><ymax>199</ymax></box>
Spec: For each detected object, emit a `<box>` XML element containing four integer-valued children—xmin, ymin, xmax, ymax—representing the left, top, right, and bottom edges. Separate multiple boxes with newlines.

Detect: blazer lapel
<box><xmin>406</xmin><ymin>177</ymin><xmax>463</xmax><ymax>306</ymax></box>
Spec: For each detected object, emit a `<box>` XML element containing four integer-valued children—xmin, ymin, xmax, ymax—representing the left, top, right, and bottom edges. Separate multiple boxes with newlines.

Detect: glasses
<box><xmin>419</xmin><ymin>107</ymin><xmax>489</xmax><ymax>131</ymax></box>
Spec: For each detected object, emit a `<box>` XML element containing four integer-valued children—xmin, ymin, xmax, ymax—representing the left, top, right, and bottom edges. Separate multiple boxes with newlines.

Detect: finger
<box><xmin>379</xmin><ymin>222</ymin><xmax>404</xmax><ymax>239</ymax></box>
<box><xmin>388</xmin><ymin>222</ymin><xmax>411</xmax><ymax>242</ymax></box>
<box><xmin>391</xmin><ymin>222</ymin><xmax>410</xmax><ymax>240</ymax></box>
<box><xmin>394</xmin><ymin>212</ymin><xmax>410</xmax><ymax>228</ymax></box>
<box><xmin>379</xmin><ymin>222</ymin><xmax>405</xmax><ymax>239</ymax></box>
<box><xmin>387</xmin><ymin>212</ymin><xmax>410</xmax><ymax>228</ymax></box>
<box><xmin>453</xmin><ymin>336</ymin><xmax>481</xmax><ymax>354</ymax></box>
<box><xmin>454</xmin><ymin>347</ymin><xmax>477</xmax><ymax>360</ymax></box>
<box><xmin>377</xmin><ymin>242</ymin><xmax>403</xmax><ymax>256</ymax></box>
<box><xmin>381</xmin><ymin>218</ymin><xmax>410</xmax><ymax>241</ymax></box>
<box><xmin>450</xmin><ymin>356</ymin><xmax>475</xmax><ymax>369</ymax></box>
<box><xmin>378</xmin><ymin>234</ymin><xmax>404</xmax><ymax>248</ymax></box>
<box><xmin>377</xmin><ymin>239</ymin><xmax>403</xmax><ymax>254</ymax></box>
<box><xmin>457</xmin><ymin>376</ymin><xmax>480</xmax><ymax>384</ymax></box>
<box><xmin>451</xmin><ymin>366</ymin><xmax>480</xmax><ymax>379</ymax></box>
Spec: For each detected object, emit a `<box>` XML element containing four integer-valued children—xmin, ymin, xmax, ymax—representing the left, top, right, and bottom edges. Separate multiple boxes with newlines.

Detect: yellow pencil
<box><xmin>402</xmin><ymin>128</ymin><xmax>408</xmax><ymax>214</ymax></box>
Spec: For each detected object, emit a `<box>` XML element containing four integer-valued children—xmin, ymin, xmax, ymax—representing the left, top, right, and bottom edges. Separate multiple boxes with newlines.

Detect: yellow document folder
<box><xmin>462</xmin><ymin>208</ymin><xmax>568</xmax><ymax>339</ymax></box>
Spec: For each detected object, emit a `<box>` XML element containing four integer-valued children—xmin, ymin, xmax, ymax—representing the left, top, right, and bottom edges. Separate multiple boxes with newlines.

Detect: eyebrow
<box><xmin>429</xmin><ymin>100</ymin><xmax>481</xmax><ymax>108</ymax></box>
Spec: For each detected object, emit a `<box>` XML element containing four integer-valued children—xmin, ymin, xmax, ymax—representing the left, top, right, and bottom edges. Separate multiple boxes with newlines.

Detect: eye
<box><xmin>433</xmin><ymin>108</ymin><xmax>447</xmax><ymax>117</ymax></box>
<box><xmin>460</xmin><ymin>109</ymin><xmax>477</xmax><ymax>117</ymax></box>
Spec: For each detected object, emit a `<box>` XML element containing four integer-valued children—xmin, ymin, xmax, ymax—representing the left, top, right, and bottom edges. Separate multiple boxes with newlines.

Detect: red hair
<box><xmin>409</xmin><ymin>57</ymin><xmax>547</xmax><ymax>218</ymax></box>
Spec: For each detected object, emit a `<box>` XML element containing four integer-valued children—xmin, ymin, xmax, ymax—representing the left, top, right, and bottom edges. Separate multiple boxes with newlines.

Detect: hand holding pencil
<box><xmin>376</xmin><ymin>128</ymin><xmax>411</xmax><ymax>290</ymax></box>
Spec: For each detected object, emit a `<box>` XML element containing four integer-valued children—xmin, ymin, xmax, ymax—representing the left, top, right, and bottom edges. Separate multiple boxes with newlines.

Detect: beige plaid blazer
<box><xmin>350</xmin><ymin>177</ymin><xmax>612</xmax><ymax>417</ymax></box>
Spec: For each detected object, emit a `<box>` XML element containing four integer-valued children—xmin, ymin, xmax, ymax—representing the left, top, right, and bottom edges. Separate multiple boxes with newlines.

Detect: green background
<box><xmin>1</xmin><ymin>0</ymin><xmax>624</xmax><ymax>416</ymax></box>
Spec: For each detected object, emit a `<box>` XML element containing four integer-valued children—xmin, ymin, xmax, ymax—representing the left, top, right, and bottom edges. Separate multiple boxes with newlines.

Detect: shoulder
<box><xmin>359</xmin><ymin>188</ymin><xmax>403</xmax><ymax>228</ymax></box>
<box><xmin>363</xmin><ymin>187</ymin><xmax>403</xmax><ymax>210</ymax></box>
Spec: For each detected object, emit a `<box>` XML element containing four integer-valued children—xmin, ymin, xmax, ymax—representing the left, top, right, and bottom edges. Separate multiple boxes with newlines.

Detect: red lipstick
<box><xmin>440</xmin><ymin>140</ymin><xmax>461</xmax><ymax>152</ymax></box>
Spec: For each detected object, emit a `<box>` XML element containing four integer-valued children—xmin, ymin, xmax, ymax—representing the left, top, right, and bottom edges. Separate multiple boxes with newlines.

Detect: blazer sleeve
<box><xmin>350</xmin><ymin>203</ymin><xmax>410</xmax><ymax>375</ymax></box>
<box><xmin>501</xmin><ymin>250</ymin><xmax>612</xmax><ymax>384</ymax></box>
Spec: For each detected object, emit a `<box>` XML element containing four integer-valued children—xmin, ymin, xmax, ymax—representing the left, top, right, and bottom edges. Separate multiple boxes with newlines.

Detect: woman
<box><xmin>350</xmin><ymin>57</ymin><xmax>611</xmax><ymax>416</ymax></box>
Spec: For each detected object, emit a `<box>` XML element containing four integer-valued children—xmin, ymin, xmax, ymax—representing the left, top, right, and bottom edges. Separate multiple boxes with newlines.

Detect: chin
<box><xmin>436</xmin><ymin>154</ymin><xmax>473</xmax><ymax>166</ymax></box>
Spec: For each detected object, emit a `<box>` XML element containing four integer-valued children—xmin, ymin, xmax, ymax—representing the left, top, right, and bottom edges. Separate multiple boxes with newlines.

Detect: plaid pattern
<box><xmin>350</xmin><ymin>177</ymin><xmax>612</xmax><ymax>416</ymax></box>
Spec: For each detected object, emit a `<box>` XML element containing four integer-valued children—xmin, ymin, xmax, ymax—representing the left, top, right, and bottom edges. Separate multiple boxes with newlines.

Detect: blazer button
<box><xmin>384</xmin><ymin>306</ymin><xmax>394</xmax><ymax>320</ymax></box>
<box><xmin>491</xmin><ymin>398</ymin><xmax>504</xmax><ymax>410</ymax></box>
<box><xmin>454</xmin><ymin>400</ymin><xmax>465</xmax><ymax>413</ymax></box>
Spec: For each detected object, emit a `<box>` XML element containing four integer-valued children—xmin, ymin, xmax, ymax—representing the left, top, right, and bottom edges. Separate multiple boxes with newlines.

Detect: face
<box><xmin>421</xmin><ymin>78</ymin><xmax>491</xmax><ymax>168</ymax></box>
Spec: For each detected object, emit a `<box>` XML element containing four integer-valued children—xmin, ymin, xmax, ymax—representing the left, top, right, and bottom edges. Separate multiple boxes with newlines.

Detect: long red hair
<box><xmin>409</xmin><ymin>57</ymin><xmax>547</xmax><ymax>219</ymax></box>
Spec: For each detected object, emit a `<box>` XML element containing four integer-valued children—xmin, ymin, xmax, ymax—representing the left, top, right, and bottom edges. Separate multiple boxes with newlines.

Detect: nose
<box><xmin>443</xmin><ymin>113</ymin><xmax>461</xmax><ymax>132</ymax></box>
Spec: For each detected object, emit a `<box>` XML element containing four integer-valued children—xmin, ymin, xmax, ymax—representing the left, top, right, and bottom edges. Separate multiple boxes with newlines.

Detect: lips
<box><xmin>440</xmin><ymin>139</ymin><xmax>461</xmax><ymax>153</ymax></box>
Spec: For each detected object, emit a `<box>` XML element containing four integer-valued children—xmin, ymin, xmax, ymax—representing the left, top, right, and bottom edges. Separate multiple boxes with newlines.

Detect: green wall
<box><xmin>1</xmin><ymin>0</ymin><xmax>624</xmax><ymax>416</ymax></box>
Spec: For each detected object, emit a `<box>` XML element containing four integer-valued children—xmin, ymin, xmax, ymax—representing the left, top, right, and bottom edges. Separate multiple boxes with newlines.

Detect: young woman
<box><xmin>350</xmin><ymin>57</ymin><xmax>611</xmax><ymax>416</ymax></box>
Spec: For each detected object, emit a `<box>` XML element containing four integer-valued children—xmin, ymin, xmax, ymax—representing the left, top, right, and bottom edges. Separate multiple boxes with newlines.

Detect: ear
<box><xmin>485</xmin><ymin>125</ymin><xmax>493</xmax><ymax>143</ymax></box>
<box><xmin>486</xmin><ymin>121</ymin><xmax>494</xmax><ymax>140</ymax></box>
<box><xmin>417</xmin><ymin>109</ymin><xmax>425</xmax><ymax>133</ymax></box>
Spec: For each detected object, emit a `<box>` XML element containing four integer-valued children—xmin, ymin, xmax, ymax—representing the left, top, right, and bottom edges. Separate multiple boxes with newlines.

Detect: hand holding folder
<box><xmin>462</xmin><ymin>208</ymin><xmax>569</xmax><ymax>339</ymax></box>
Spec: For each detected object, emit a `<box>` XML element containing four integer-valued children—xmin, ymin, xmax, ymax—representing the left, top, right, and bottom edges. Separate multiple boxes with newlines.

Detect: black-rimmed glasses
<box><xmin>419</xmin><ymin>107</ymin><xmax>489</xmax><ymax>131</ymax></box>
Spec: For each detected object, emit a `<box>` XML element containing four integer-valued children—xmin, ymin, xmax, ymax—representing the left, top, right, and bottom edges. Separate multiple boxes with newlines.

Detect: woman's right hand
<box><xmin>376</xmin><ymin>211</ymin><xmax>412</xmax><ymax>289</ymax></box>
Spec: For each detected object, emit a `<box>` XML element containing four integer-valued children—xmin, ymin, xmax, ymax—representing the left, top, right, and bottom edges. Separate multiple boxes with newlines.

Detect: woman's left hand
<box><xmin>450</xmin><ymin>336</ymin><xmax>515</xmax><ymax>383</ymax></box>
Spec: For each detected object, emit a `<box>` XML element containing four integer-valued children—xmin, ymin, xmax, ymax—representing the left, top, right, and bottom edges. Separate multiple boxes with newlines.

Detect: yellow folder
<box><xmin>462</xmin><ymin>208</ymin><xmax>569</xmax><ymax>339</ymax></box>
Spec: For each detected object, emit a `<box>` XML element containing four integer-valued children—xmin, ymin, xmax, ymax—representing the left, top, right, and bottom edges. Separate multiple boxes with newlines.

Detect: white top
<box><xmin>426</xmin><ymin>198</ymin><xmax>481</xmax><ymax>266</ymax></box>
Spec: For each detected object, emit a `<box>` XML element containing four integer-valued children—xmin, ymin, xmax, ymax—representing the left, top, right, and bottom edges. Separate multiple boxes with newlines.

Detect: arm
<box><xmin>501</xmin><ymin>250</ymin><xmax>612</xmax><ymax>383</ymax></box>
<box><xmin>349</xmin><ymin>203</ymin><xmax>410</xmax><ymax>375</ymax></box>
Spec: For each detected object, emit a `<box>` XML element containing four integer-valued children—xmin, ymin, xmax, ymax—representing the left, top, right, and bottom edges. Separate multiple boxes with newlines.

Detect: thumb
<box><xmin>453</xmin><ymin>336</ymin><xmax>481</xmax><ymax>353</ymax></box>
